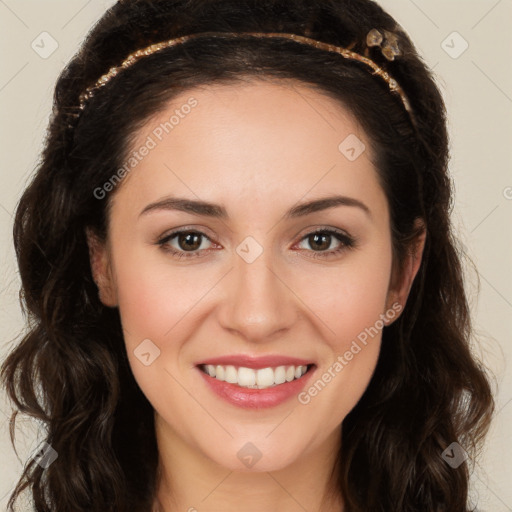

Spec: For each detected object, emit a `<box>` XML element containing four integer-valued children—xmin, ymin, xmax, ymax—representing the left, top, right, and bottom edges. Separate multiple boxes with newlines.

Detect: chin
<box><xmin>202</xmin><ymin>436</ymin><xmax>307</xmax><ymax>473</ymax></box>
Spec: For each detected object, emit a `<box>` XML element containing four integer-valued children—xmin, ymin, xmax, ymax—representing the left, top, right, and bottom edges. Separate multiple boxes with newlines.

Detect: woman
<box><xmin>1</xmin><ymin>0</ymin><xmax>494</xmax><ymax>510</ymax></box>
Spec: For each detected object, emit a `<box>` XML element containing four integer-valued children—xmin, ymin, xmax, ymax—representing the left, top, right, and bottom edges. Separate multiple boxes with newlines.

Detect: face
<box><xmin>88</xmin><ymin>79</ymin><xmax>423</xmax><ymax>473</ymax></box>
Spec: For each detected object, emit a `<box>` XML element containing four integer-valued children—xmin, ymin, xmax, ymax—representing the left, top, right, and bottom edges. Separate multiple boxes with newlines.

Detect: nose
<box><xmin>216</xmin><ymin>242</ymin><xmax>298</xmax><ymax>343</ymax></box>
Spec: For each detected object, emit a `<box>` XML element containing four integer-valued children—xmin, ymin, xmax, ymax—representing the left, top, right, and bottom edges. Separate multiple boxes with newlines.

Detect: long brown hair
<box><xmin>2</xmin><ymin>0</ymin><xmax>494</xmax><ymax>510</ymax></box>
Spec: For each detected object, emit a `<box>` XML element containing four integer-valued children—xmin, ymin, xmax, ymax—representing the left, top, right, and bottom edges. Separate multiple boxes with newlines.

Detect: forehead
<box><xmin>110</xmin><ymin>79</ymin><xmax>386</xmax><ymax>221</ymax></box>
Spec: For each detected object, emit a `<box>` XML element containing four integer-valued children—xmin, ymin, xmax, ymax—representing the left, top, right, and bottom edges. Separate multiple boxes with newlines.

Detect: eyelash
<box><xmin>156</xmin><ymin>227</ymin><xmax>357</xmax><ymax>261</ymax></box>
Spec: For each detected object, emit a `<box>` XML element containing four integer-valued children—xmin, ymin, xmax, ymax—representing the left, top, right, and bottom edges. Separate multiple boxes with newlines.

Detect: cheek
<box><xmin>113</xmin><ymin>246</ymin><xmax>210</xmax><ymax>343</ymax></box>
<box><xmin>292</xmin><ymin>240</ymin><xmax>392</xmax><ymax>421</ymax></box>
<box><xmin>113</xmin><ymin>254</ymin><xmax>212</xmax><ymax>414</ymax></box>
<box><xmin>301</xmin><ymin>240</ymin><xmax>393</xmax><ymax>348</ymax></box>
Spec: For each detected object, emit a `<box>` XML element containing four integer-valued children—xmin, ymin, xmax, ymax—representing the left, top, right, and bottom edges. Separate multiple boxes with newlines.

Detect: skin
<box><xmin>87</xmin><ymin>79</ymin><xmax>425</xmax><ymax>512</ymax></box>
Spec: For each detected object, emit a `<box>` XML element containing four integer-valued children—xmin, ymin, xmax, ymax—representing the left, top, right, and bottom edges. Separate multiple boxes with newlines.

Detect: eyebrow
<box><xmin>139</xmin><ymin>194</ymin><xmax>372</xmax><ymax>220</ymax></box>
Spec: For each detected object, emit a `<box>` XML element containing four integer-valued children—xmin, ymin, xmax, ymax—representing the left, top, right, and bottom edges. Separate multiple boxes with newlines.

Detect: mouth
<box><xmin>197</xmin><ymin>363</ymin><xmax>315</xmax><ymax>390</ymax></box>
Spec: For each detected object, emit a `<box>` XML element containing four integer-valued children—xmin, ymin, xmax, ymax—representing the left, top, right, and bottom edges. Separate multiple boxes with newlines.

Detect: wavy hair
<box><xmin>2</xmin><ymin>0</ymin><xmax>494</xmax><ymax>510</ymax></box>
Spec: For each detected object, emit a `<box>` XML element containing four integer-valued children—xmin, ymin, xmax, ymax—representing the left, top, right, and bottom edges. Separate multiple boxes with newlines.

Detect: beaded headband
<box><xmin>76</xmin><ymin>30</ymin><xmax>415</xmax><ymax>126</ymax></box>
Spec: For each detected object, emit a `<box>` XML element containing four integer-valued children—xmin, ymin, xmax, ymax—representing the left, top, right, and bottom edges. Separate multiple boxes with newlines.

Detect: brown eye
<box><xmin>176</xmin><ymin>232</ymin><xmax>203</xmax><ymax>251</ymax></box>
<box><xmin>158</xmin><ymin>230</ymin><xmax>214</xmax><ymax>259</ymax></box>
<box><xmin>307</xmin><ymin>232</ymin><xmax>333</xmax><ymax>251</ymax></box>
<box><xmin>296</xmin><ymin>228</ymin><xmax>356</xmax><ymax>259</ymax></box>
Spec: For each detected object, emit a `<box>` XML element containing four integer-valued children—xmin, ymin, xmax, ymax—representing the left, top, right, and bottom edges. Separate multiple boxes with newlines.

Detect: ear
<box><xmin>385</xmin><ymin>218</ymin><xmax>426</xmax><ymax>322</ymax></box>
<box><xmin>85</xmin><ymin>227</ymin><xmax>118</xmax><ymax>307</ymax></box>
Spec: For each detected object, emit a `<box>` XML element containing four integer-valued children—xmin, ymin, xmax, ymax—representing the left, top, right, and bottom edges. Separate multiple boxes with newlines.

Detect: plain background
<box><xmin>1</xmin><ymin>0</ymin><xmax>511</xmax><ymax>510</ymax></box>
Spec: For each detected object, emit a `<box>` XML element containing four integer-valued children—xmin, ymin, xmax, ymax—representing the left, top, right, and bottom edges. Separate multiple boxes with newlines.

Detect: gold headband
<box><xmin>77</xmin><ymin>30</ymin><xmax>414</xmax><ymax>125</ymax></box>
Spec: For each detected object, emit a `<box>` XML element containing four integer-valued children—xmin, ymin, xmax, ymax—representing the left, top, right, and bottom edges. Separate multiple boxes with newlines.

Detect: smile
<box><xmin>199</xmin><ymin>364</ymin><xmax>312</xmax><ymax>389</ymax></box>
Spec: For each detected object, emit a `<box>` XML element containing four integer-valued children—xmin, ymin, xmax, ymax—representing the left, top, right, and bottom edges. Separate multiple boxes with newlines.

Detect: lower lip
<box><xmin>196</xmin><ymin>366</ymin><xmax>316</xmax><ymax>409</ymax></box>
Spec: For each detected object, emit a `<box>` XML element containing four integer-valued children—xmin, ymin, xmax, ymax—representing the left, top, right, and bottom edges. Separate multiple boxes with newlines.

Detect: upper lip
<box><xmin>196</xmin><ymin>354</ymin><xmax>315</xmax><ymax>370</ymax></box>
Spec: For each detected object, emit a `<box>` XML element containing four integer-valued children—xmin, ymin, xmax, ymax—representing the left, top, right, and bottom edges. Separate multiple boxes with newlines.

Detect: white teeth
<box><xmin>238</xmin><ymin>367</ymin><xmax>256</xmax><ymax>387</ymax></box>
<box><xmin>256</xmin><ymin>367</ymin><xmax>274</xmax><ymax>388</ymax></box>
<box><xmin>215</xmin><ymin>365</ymin><xmax>225</xmax><ymax>381</ymax></box>
<box><xmin>201</xmin><ymin>364</ymin><xmax>310</xmax><ymax>389</ymax></box>
<box><xmin>225</xmin><ymin>365</ymin><xmax>237</xmax><ymax>383</ymax></box>
<box><xmin>274</xmin><ymin>366</ymin><xmax>286</xmax><ymax>385</ymax></box>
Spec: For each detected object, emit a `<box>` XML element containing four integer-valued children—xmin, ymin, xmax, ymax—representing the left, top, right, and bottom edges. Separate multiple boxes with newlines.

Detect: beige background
<box><xmin>1</xmin><ymin>0</ymin><xmax>511</xmax><ymax>509</ymax></box>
